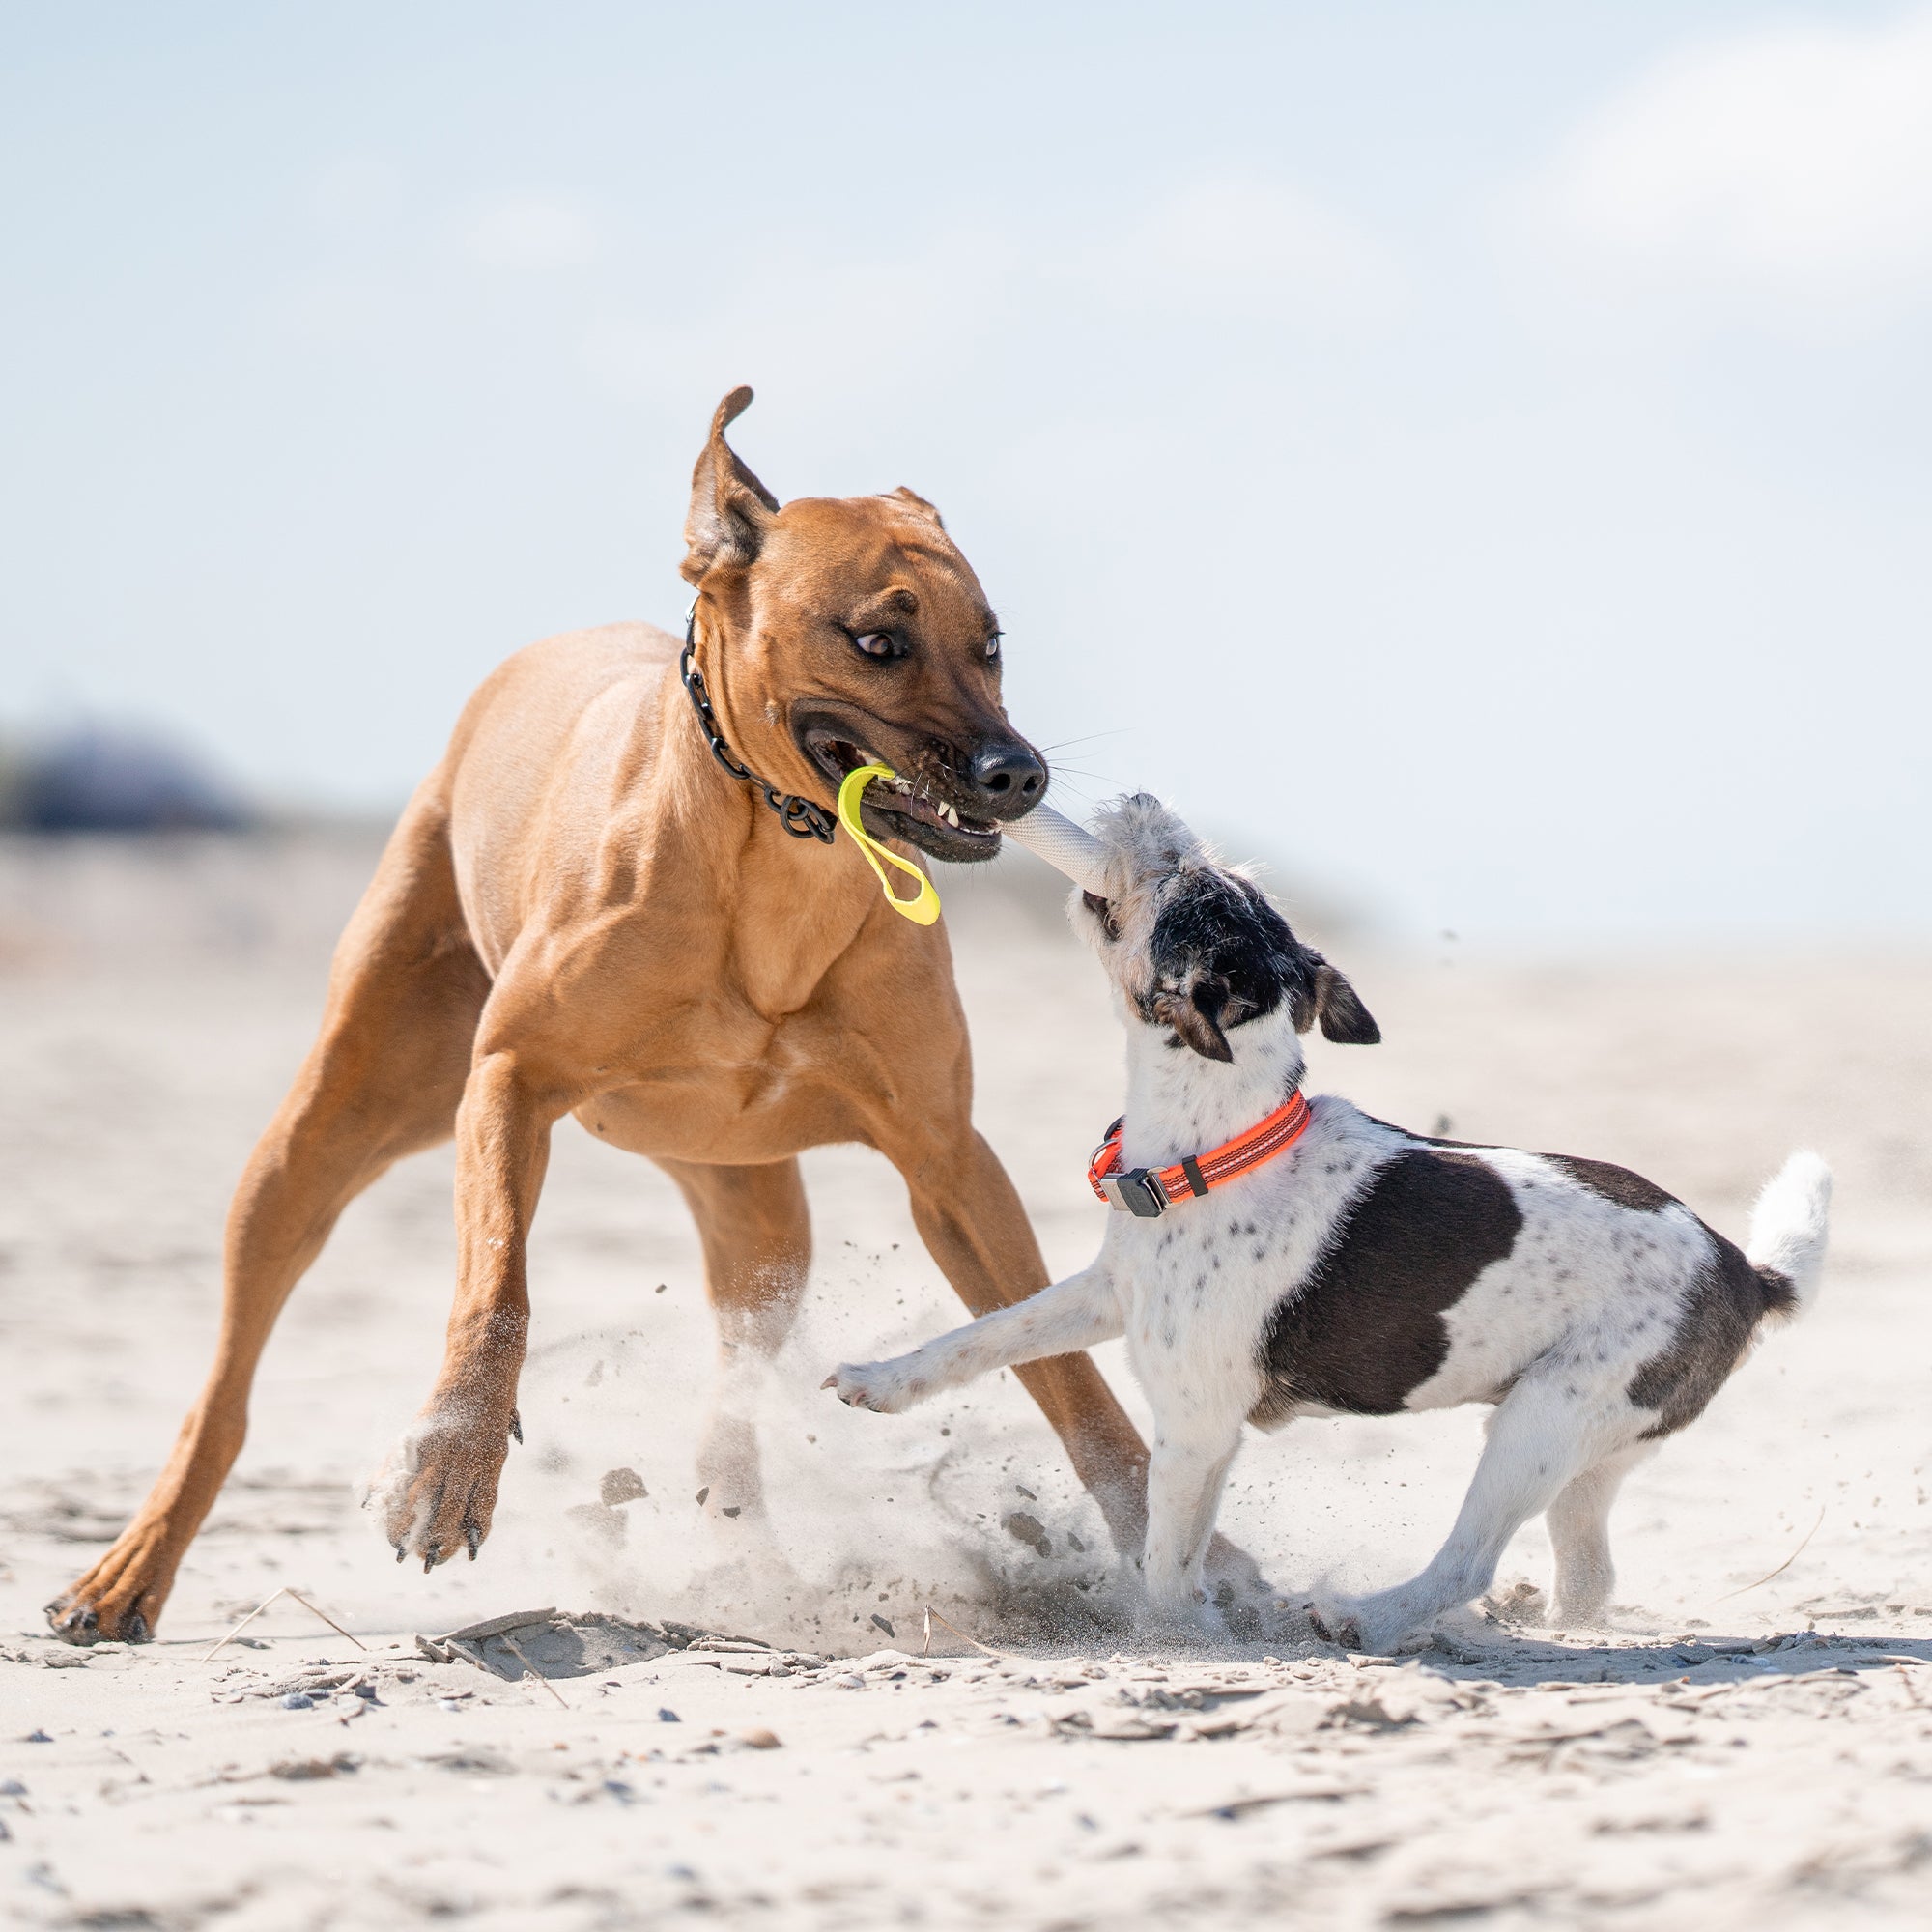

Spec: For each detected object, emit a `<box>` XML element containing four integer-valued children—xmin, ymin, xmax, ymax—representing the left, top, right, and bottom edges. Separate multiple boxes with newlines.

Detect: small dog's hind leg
<box><xmin>1547</xmin><ymin>1440</ymin><xmax>1654</xmax><ymax>1626</ymax></box>
<box><xmin>663</xmin><ymin>1157</ymin><xmax>813</xmax><ymax>1522</ymax></box>
<box><xmin>1327</xmin><ymin>1369</ymin><xmax>1618</xmax><ymax>1652</ymax></box>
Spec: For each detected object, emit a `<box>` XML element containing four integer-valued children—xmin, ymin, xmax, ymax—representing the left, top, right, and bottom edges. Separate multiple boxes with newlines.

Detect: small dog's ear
<box><xmin>1154</xmin><ymin>987</ymin><xmax>1234</xmax><ymax>1062</ymax></box>
<box><xmin>682</xmin><ymin>386</ymin><xmax>781</xmax><ymax>583</ymax></box>
<box><xmin>1315</xmin><ymin>963</ymin><xmax>1379</xmax><ymax>1045</ymax></box>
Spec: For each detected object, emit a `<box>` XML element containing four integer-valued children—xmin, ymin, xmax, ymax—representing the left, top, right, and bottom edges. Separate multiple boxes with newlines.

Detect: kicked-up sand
<box><xmin>3</xmin><ymin>829</ymin><xmax>1930</xmax><ymax>1930</ymax></box>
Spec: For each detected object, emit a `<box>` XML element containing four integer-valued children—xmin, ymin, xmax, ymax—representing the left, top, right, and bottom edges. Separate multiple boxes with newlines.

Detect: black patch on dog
<box><xmin>1360</xmin><ymin>1116</ymin><xmax>1491</xmax><ymax>1151</ymax></box>
<box><xmin>1753</xmin><ymin>1265</ymin><xmax>1797</xmax><ymax>1319</ymax></box>
<box><xmin>1250</xmin><ymin>1150</ymin><xmax>1522</xmax><ymax>1426</ymax></box>
<box><xmin>1145</xmin><ymin>870</ymin><xmax>1305</xmax><ymax>1032</ymax></box>
<box><xmin>1543</xmin><ymin>1154</ymin><xmax>1679</xmax><ymax>1213</ymax></box>
<box><xmin>1627</xmin><ymin>1234</ymin><xmax>1775</xmax><ymax>1437</ymax></box>
<box><xmin>1373</xmin><ymin>1129</ymin><xmax>1680</xmax><ymax>1216</ymax></box>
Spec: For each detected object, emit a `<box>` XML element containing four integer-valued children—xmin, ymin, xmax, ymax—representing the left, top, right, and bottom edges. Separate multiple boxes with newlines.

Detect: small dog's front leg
<box><xmin>823</xmin><ymin>1349</ymin><xmax>943</xmax><ymax>1413</ymax></box>
<box><xmin>1141</xmin><ymin>1426</ymin><xmax>1244</xmax><ymax>1633</ymax></box>
<box><xmin>826</xmin><ymin>1265</ymin><xmax>1122</xmax><ymax>1415</ymax></box>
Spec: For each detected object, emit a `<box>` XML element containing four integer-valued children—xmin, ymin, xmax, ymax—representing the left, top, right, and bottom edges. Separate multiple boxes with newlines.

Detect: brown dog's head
<box><xmin>680</xmin><ymin>387</ymin><xmax>1045</xmax><ymax>863</ymax></box>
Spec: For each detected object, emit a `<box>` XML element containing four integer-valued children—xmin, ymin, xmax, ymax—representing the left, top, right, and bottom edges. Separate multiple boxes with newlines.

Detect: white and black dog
<box><xmin>826</xmin><ymin>795</ymin><xmax>1831</xmax><ymax>1650</ymax></box>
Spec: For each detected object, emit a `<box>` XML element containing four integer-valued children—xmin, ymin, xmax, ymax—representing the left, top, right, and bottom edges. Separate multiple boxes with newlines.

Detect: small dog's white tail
<box><xmin>1746</xmin><ymin>1151</ymin><xmax>1832</xmax><ymax>1322</ymax></box>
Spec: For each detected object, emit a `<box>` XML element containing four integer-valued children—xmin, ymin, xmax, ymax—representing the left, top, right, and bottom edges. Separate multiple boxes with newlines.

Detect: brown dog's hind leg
<box><xmin>47</xmin><ymin>796</ymin><xmax>489</xmax><ymax>1644</ymax></box>
<box><xmin>661</xmin><ymin>1156</ymin><xmax>812</xmax><ymax>1521</ymax></box>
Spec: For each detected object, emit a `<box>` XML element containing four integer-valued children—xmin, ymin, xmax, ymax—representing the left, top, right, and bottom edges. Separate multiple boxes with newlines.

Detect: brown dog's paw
<box><xmin>377</xmin><ymin>1404</ymin><xmax>517</xmax><ymax>1572</ymax></box>
<box><xmin>46</xmin><ymin>1537</ymin><xmax>166</xmax><ymax>1645</ymax></box>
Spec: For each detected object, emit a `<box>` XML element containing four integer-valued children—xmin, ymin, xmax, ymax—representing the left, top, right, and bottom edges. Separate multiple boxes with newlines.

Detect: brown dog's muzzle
<box><xmin>794</xmin><ymin>709</ymin><xmax>1047</xmax><ymax>864</ymax></box>
<box><xmin>967</xmin><ymin>740</ymin><xmax>1046</xmax><ymax>810</ymax></box>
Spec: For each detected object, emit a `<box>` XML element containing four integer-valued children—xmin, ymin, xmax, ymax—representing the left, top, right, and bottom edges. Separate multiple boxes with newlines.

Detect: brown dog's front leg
<box><xmin>897</xmin><ymin>1128</ymin><xmax>1151</xmax><ymax>1555</ymax></box>
<box><xmin>382</xmin><ymin>1049</ymin><xmax>558</xmax><ymax>1571</ymax></box>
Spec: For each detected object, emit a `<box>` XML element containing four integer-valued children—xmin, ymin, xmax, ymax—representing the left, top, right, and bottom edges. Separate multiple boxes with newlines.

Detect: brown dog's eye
<box><xmin>984</xmin><ymin>634</ymin><xmax>1002</xmax><ymax>661</ymax></box>
<box><xmin>853</xmin><ymin>633</ymin><xmax>895</xmax><ymax>658</ymax></box>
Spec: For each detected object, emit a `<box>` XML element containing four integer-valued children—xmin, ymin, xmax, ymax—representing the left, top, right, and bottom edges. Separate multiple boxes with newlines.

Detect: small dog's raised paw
<box><xmin>821</xmin><ymin>1363</ymin><xmax>912</xmax><ymax>1412</ymax></box>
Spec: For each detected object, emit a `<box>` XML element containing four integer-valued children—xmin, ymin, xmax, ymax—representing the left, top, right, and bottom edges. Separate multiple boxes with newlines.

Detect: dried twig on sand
<box><xmin>198</xmin><ymin>1586</ymin><xmax>369</xmax><ymax>1663</ymax></box>
<box><xmin>922</xmin><ymin>1605</ymin><xmax>1013</xmax><ymax>1662</ymax></box>
<box><xmin>500</xmin><ymin>1633</ymin><xmax>569</xmax><ymax>1709</ymax></box>
<box><xmin>1714</xmin><ymin>1505</ymin><xmax>1827</xmax><ymax>1603</ymax></box>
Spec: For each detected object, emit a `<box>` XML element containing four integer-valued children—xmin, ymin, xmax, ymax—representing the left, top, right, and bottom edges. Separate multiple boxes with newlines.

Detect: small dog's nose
<box><xmin>969</xmin><ymin>742</ymin><xmax>1046</xmax><ymax>807</ymax></box>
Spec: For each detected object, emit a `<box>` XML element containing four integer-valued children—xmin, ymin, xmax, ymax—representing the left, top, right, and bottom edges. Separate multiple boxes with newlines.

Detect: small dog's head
<box><xmin>681</xmin><ymin>387</ymin><xmax>1045</xmax><ymax>864</ymax></box>
<box><xmin>1075</xmin><ymin>794</ymin><xmax>1378</xmax><ymax>1062</ymax></box>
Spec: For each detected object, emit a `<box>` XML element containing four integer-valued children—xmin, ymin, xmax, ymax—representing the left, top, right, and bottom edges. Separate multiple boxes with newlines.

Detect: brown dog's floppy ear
<box><xmin>681</xmin><ymin>386</ymin><xmax>781</xmax><ymax>583</ymax></box>
<box><xmin>1153</xmin><ymin>987</ymin><xmax>1235</xmax><ymax>1063</ymax></box>
<box><xmin>1315</xmin><ymin>963</ymin><xmax>1379</xmax><ymax>1045</ymax></box>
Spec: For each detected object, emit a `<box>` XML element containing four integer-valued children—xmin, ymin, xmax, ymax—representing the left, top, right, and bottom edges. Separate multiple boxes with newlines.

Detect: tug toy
<box><xmin>1000</xmin><ymin>800</ymin><xmax>1112</xmax><ymax>895</ymax></box>
<box><xmin>838</xmin><ymin>766</ymin><xmax>1112</xmax><ymax>925</ymax></box>
<box><xmin>837</xmin><ymin>765</ymin><xmax>943</xmax><ymax>924</ymax></box>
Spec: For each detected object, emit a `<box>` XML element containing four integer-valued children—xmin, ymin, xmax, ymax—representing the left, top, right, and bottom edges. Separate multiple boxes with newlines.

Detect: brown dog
<box><xmin>46</xmin><ymin>389</ymin><xmax>1159</xmax><ymax>1643</ymax></box>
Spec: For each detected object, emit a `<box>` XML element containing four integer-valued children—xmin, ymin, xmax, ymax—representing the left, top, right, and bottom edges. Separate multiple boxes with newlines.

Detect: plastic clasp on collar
<box><xmin>1098</xmin><ymin>1168</ymin><xmax>1168</xmax><ymax>1218</ymax></box>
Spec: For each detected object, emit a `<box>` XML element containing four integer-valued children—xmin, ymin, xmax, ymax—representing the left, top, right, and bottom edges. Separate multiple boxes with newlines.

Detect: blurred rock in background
<box><xmin>0</xmin><ymin>724</ymin><xmax>250</xmax><ymax>834</ymax></box>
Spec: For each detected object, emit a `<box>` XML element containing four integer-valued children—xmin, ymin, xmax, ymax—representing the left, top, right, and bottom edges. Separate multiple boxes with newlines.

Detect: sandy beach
<box><xmin>4</xmin><ymin>831</ymin><xmax>1930</xmax><ymax>1929</ymax></box>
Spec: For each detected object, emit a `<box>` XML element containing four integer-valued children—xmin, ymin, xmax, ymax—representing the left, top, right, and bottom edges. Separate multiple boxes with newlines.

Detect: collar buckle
<box><xmin>1098</xmin><ymin>1168</ymin><xmax>1168</xmax><ymax>1218</ymax></box>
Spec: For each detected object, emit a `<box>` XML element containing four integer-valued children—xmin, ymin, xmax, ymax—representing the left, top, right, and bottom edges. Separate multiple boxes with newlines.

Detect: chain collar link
<box><xmin>679</xmin><ymin>603</ymin><xmax>837</xmax><ymax>843</ymax></box>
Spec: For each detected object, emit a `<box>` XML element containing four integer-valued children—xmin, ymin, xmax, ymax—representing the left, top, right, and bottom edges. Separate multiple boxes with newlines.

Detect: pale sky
<box><xmin>5</xmin><ymin>3</ymin><xmax>1929</xmax><ymax>940</ymax></box>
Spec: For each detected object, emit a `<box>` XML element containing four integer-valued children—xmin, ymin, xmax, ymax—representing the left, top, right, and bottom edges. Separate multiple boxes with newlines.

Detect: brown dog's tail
<box><xmin>1746</xmin><ymin>1151</ymin><xmax>1832</xmax><ymax>1324</ymax></box>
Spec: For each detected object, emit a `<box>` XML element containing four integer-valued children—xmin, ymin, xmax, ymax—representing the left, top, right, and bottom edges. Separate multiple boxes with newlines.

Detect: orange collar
<box><xmin>1088</xmin><ymin>1090</ymin><xmax>1313</xmax><ymax>1218</ymax></box>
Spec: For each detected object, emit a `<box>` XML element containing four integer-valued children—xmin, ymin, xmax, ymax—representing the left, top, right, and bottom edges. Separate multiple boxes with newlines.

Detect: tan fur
<box><xmin>46</xmin><ymin>391</ymin><xmax>1153</xmax><ymax>1643</ymax></box>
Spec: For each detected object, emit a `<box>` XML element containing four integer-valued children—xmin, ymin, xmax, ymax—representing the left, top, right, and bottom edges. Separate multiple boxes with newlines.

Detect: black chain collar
<box><xmin>679</xmin><ymin>604</ymin><xmax>838</xmax><ymax>843</ymax></box>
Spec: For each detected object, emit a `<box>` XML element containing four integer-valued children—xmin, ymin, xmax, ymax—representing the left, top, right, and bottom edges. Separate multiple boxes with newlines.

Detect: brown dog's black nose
<box><xmin>969</xmin><ymin>742</ymin><xmax>1046</xmax><ymax>809</ymax></box>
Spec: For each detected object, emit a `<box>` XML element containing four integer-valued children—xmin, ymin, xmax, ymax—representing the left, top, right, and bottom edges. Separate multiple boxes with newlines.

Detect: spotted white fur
<box><xmin>827</xmin><ymin>797</ymin><xmax>1832</xmax><ymax>1650</ymax></box>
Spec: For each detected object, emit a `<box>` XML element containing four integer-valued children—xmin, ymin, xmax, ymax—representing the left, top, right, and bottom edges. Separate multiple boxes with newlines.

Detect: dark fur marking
<box><xmin>1250</xmin><ymin>1150</ymin><xmax>1522</xmax><ymax>1426</ymax></box>
<box><xmin>1627</xmin><ymin>1234</ymin><xmax>1781</xmax><ymax>1437</ymax></box>
<box><xmin>1755</xmin><ymin>1265</ymin><xmax>1796</xmax><ymax>1319</ymax></box>
<box><xmin>1140</xmin><ymin>871</ymin><xmax>1377</xmax><ymax>1048</ymax></box>
<box><xmin>1543</xmin><ymin>1154</ymin><xmax>1680</xmax><ymax>1213</ymax></box>
<box><xmin>1362</xmin><ymin>1115</ymin><xmax>1493</xmax><ymax>1151</ymax></box>
<box><xmin>1371</xmin><ymin>1121</ymin><xmax>1684</xmax><ymax>1215</ymax></box>
<box><xmin>1145</xmin><ymin>871</ymin><xmax>1304</xmax><ymax>1032</ymax></box>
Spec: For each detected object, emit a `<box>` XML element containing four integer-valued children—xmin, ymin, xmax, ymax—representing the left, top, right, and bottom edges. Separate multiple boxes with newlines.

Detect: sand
<box><xmin>3</xmin><ymin>830</ymin><xmax>1930</xmax><ymax>1929</ymax></box>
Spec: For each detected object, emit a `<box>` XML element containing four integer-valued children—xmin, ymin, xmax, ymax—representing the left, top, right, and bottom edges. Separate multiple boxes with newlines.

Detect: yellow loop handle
<box><xmin>837</xmin><ymin>764</ymin><xmax>942</xmax><ymax>926</ymax></box>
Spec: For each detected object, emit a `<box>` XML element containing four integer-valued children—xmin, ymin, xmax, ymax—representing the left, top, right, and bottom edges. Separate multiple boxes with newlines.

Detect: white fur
<box><xmin>826</xmin><ymin>797</ymin><xmax>1830</xmax><ymax>1649</ymax></box>
<box><xmin>1746</xmin><ymin>1150</ymin><xmax>1833</xmax><ymax>1320</ymax></box>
